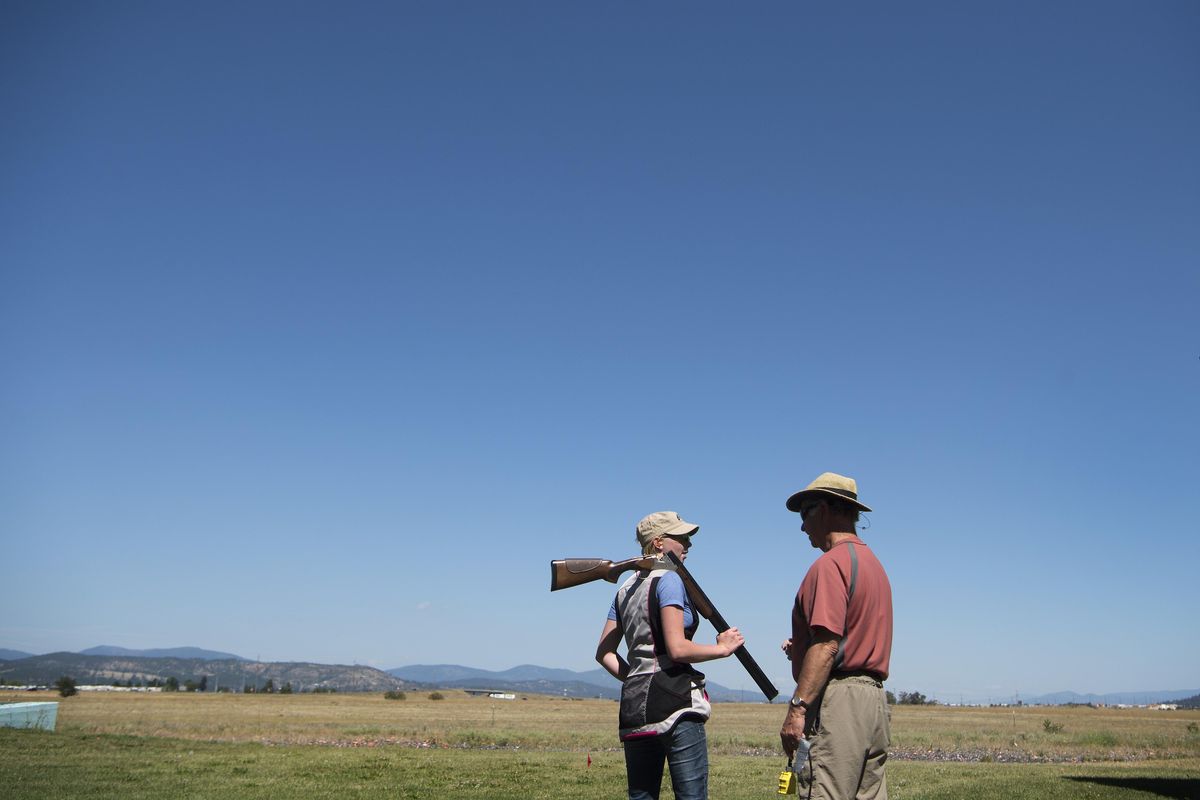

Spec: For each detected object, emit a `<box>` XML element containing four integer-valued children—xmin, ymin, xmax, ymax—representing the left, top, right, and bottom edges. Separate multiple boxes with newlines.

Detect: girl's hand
<box><xmin>716</xmin><ymin>627</ymin><xmax>744</xmax><ymax>656</ymax></box>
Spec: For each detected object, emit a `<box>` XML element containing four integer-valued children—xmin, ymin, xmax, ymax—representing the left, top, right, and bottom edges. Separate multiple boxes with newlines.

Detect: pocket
<box><xmin>619</xmin><ymin>672</ymin><xmax>653</xmax><ymax>730</ymax></box>
<box><xmin>883</xmin><ymin>696</ymin><xmax>892</xmax><ymax>748</ymax></box>
<box><xmin>644</xmin><ymin>670</ymin><xmax>692</xmax><ymax>723</ymax></box>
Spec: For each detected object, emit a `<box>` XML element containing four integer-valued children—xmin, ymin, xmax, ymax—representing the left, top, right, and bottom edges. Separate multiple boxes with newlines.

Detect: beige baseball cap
<box><xmin>786</xmin><ymin>472</ymin><xmax>873</xmax><ymax>513</ymax></box>
<box><xmin>635</xmin><ymin>511</ymin><xmax>700</xmax><ymax>549</ymax></box>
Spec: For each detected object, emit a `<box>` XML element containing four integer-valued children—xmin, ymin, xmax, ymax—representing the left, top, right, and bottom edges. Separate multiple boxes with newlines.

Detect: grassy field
<box><xmin>3</xmin><ymin>690</ymin><xmax>1198</xmax><ymax>799</ymax></box>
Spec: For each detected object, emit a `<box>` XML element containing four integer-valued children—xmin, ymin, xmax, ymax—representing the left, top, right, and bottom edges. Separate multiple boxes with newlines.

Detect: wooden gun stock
<box><xmin>550</xmin><ymin>556</ymin><xmax>658</xmax><ymax>591</ymax></box>
<box><xmin>666</xmin><ymin>551</ymin><xmax>779</xmax><ymax>702</ymax></box>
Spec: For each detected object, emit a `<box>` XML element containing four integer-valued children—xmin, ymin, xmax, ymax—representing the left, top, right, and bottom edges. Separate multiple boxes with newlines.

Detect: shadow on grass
<box><xmin>1063</xmin><ymin>776</ymin><xmax>1200</xmax><ymax>799</ymax></box>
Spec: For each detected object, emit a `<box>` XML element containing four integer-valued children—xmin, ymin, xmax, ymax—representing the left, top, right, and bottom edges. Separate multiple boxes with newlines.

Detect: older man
<box><xmin>780</xmin><ymin>472</ymin><xmax>893</xmax><ymax>800</ymax></box>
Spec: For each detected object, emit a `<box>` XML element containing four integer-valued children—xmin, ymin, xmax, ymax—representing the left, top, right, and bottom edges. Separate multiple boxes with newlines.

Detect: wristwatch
<box><xmin>789</xmin><ymin>695</ymin><xmax>809</xmax><ymax>711</ymax></box>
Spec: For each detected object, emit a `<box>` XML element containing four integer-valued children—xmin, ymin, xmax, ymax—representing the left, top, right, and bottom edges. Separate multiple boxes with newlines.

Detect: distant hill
<box><xmin>80</xmin><ymin>646</ymin><xmax>248</xmax><ymax>661</ymax></box>
<box><xmin>387</xmin><ymin>663</ymin><xmax>762</xmax><ymax>702</ymax></box>
<box><xmin>389</xmin><ymin>663</ymin><xmax>617</xmax><ymax>686</ymax></box>
<box><xmin>1025</xmin><ymin>689</ymin><xmax>1200</xmax><ymax>706</ymax></box>
<box><xmin>388</xmin><ymin>664</ymin><xmax>500</xmax><ymax>684</ymax></box>
<box><xmin>1174</xmin><ymin>694</ymin><xmax>1199</xmax><ymax>709</ymax></box>
<box><xmin>0</xmin><ymin>653</ymin><xmax>421</xmax><ymax>693</ymax></box>
<box><xmin>0</xmin><ymin>648</ymin><xmax>34</xmax><ymax>661</ymax></box>
<box><xmin>389</xmin><ymin>663</ymin><xmax>620</xmax><ymax>698</ymax></box>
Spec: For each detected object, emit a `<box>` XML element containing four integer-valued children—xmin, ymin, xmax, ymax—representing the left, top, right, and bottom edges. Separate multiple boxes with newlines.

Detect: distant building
<box><xmin>462</xmin><ymin>689</ymin><xmax>516</xmax><ymax>700</ymax></box>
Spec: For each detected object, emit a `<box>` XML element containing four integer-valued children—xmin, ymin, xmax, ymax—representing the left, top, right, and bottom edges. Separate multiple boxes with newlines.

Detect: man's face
<box><xmin>799</xmin><ymin>500</ymin><xmax>826</xmax><ymax>550</ymax></box>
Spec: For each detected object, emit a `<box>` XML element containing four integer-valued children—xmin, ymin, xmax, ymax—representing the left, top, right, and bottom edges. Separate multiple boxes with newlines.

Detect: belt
<box><xmin>830</xmin><ymin>669</ymin><xmax>884</xmax><ymax>685</ymax></box>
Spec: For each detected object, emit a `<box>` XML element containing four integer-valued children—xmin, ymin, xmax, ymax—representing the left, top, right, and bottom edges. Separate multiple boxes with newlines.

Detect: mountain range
<box><xmin>0</xmin><ymin>651</ymin><xmax>417</xmax><ymax>693</ymax></box>
<box><xmin>1021</xmin><ymin>689</ymin><xmax>1200</xmax><ymax>706</ymax></box>
<box><xmin>78</xmin><ymin>646</ymin><xmax>247</xmax><ymax>661</ymax></box>
<box><xmin>0</xmin><ymin>646</ymin><xmax>245</xmax><ymax>662</ymax></box>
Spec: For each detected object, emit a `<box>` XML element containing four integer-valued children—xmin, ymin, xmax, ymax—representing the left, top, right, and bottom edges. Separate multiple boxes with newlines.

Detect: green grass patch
<box><xmin>1076</xmin><ymin>730</ymin><xmax>1119</xmax><ymax>747</ymax></box>
<box><xmin>3</xmin><ymin>729</ymin><xmax>1200</xmax><ymax>800</ymax></box>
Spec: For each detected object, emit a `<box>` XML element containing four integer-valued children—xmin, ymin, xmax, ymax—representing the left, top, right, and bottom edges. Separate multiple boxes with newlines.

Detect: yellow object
<box><xmin>777</xmin><ymin>761</ymin><xmax>796</xmax><ymax>794</ymax></box>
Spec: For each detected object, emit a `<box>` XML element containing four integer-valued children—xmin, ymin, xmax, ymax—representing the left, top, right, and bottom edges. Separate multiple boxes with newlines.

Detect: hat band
<box><xmin>822</xmin><ymin>487</ymin><xmax>859</xmax><ymax>502</ymax></box>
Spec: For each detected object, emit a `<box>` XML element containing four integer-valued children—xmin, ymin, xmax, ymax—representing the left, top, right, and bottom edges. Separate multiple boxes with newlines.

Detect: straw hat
<box><xmin>785</xmin><ymin>472</ymin><xmax>873</xmax><ymax>513</ymax></box>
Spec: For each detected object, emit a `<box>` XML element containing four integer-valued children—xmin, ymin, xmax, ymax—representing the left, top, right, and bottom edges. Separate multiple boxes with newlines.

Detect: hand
<box><xmin>716</xmin><ymin>627</ymin><xmax>744</xmax><ymax>656</ymax></box>
<box><xmin>780</xmin><ymin>706</ymin><xmax>806</xmax><ymax>758</ymax></box>
<box><xmin>781</xmin><ymin>638</ymin><xmax>793</xmax><ymax>661</ymax></box>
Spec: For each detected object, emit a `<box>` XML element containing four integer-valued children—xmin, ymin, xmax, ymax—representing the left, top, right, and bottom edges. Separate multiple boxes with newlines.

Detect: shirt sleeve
<box><xmin>801</xmin><ymin>554</ymin><xmax>849</xmax><ymax>637</ymax></box>
<box><xmin>656</xmin><ymin>571</ymin><xmax>687</xmax><ymax>609</ymax></box>
<box><xmin>607</xmin><ymin>596</ymin><xmax>618</xmax><ymax>622</ymax></box>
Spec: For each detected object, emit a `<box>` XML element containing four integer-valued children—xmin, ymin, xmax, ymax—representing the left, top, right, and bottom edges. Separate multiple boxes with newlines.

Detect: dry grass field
<box><xmin>884</xmin><ymin>703</ymin><xmax>1200</xmax><ymax>762</ymax></box>
<box><xmin>9</xmin><ymin>689</ymin><xmax>1198</xmax><ymax>761</ymax></box>
<box><xmin>3</xmin><ymin>690</ymin><xmax>1198</xmax><ymax>799</ymax></box>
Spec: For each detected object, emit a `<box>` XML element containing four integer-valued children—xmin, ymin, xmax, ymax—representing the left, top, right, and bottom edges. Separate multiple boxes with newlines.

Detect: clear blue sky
<box><xmin>2</xmin><ymin>1</ymin><xmax>1196</xmax><ymax>703</ymax></box>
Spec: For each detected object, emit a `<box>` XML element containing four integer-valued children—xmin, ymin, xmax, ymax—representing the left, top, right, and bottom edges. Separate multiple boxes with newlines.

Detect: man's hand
<box><xmin>781</xmin><ymin>628</ymin><xmax>837</xmax><ymax>754</ymax></box>
<box><xmin>780</xmin><ymin>705</ymin><xmax>806</xmax><ymax>758</ymax></box>
<box><xmin>781</xmin><ymin>638</ymin><xmax>793</xmax><ymax>660</ymax></box>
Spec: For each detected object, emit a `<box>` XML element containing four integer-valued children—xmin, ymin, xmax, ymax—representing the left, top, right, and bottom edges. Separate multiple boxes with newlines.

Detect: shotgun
<box><xmin>550</xmin><ymin>556</ymin><xmax>659</xmax><ymax>591</ymax></box>
<box><xmin>548</xmin><ymin>553</ymin><xmax>780</xmax><ymax>701</ymax></box>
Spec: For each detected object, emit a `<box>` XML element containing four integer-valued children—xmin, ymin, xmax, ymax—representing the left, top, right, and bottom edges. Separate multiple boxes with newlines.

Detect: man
<box><xmin>779</xmin><ymin>472</ymin><xmax>893</xmax><ymax>800</ymax></box>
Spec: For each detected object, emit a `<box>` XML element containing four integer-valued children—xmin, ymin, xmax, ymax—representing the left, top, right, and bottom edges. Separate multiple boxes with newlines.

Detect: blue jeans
<box><xmin>623</xmin><ymin>718</ymin><xmax>709</xmax><ymax>800</ymax></box>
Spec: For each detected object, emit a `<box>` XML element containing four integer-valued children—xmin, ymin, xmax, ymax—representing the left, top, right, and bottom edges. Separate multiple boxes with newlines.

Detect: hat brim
<box><xmin>786</xmin><ymin>488</ymin><xmax>872</xmax><ymax>514</ymax></box>
<box><xmin>663</xmin><ymin>520</ymin><xmax>699</xmax><ymax>537</ymax></box>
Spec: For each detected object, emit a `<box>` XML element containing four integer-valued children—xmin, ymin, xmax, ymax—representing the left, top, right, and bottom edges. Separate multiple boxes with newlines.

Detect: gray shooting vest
<box><xmin>614</xmin><ymin>567</ymin><xmax>711</xmax><ymax>740</ymax></box>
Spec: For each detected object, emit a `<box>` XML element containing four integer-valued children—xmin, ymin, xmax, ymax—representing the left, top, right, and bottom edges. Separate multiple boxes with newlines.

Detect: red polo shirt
<box><xmin>791</xmin><ymin>536</ymin><xmax>892</xmax><ymax>682</ymax></box>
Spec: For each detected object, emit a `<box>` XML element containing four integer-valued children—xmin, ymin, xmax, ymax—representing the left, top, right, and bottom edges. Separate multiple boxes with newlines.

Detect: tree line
<box><xmin>887</xmin><ymin>690</ymin><xmax>937</xmax><ymax>705</ymax></box>
<box><xmin>51</xmin><ymin>674</ymin><xmax>333</xmax><ymax>696</ymax></box>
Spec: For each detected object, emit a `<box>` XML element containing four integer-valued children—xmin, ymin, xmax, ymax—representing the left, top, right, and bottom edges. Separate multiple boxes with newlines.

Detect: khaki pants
<box><xmin>796</xmin><ymin>675</ymin><xmax>890</xmax><ymax>800</ymax></box>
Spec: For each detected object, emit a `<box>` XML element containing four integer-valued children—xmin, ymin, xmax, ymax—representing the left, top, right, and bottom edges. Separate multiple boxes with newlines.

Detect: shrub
<box><xmin>429</xmin><ymin>692</ymin><xmax>445</xmax><ymax>701</ymax></box>
<box><xmin>384</xmin><ymin>690</ymin><xmax>407</xmax><ymax>701</ymax></box>
<box><xmin>1042</xmin><ymin>719</ymin><xmax>1064</xmax><ymax>734</ymax></box>
<box><xmin>55</xmin><ymin>676</ymin><xmax>77</xmax><ymax>698</ymax></box>
<box><xmin>1187</xmin><ymin>722</ymin><xmax>1198</xmax><ymax>735</ymax></box>
<box><xmin>897</xmin><ymin>690</ymin><xmax>937</xmax><ymax>705</ymax></box>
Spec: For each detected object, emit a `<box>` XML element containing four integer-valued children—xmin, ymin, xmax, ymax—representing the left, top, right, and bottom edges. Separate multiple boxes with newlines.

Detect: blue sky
<box><xmin>2</xmin><ymin>1</ymin><xmax>1197</xmax><ymax>703</ymax></box>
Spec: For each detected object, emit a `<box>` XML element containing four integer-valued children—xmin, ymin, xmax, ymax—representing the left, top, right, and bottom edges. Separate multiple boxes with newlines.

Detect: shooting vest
<box><xmin>614</xmin><ymin>568</ymin><xmax>711</xmax><ymax>740</ymax></box>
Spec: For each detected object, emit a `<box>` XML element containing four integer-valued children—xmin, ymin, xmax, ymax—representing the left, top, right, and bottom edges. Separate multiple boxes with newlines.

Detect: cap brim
<box><xmin>786</xmin><ymin>489</ymin><xmax>872</xmax><ymax>514</ymax></box>
<box><xmin>663</xmin><ymin>520</ymin><xmax>699</xmax><ymax>537</ymax></box>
